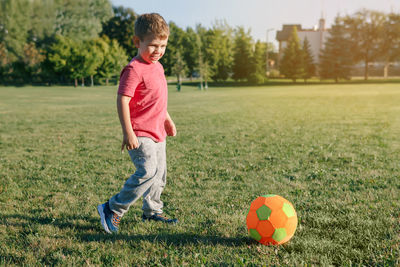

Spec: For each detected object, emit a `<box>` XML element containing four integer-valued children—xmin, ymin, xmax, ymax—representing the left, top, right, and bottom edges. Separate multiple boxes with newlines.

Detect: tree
<box><xmin>29</xmin><ymin>0</ymin><xmax>59</xmax><ymax>43</ymax></box>
<box><xmin>182</xmin><ymin>27</ymin><xmax>199</xmax><ymax>78</ymax></box>
<box><xmin>56</xmin><ymin>0</ymin><xmax>113</xmax><ymax>41</ymax></box>
<box><xmin>0</xmin><ymin>43</ymin><xmax>11</xmax><ymax>82</ymax></box>
<box><xmin>195</xmin><ymin>25</ymin><xmax>213</xmax><ymax>89</ymax></box>
<box><xmin>47</xmin><ymin>35</ymin><xmax>76</xmax><ymax>85</ymax></box>
<box><xmin>1</xmin><ymin>0</ymin><xmax>30</xmax><ymax>61</ymax></box>
<box><xmin>171</xmin><ymin>51</ymin><xmax>187</xmax><ymax>91</ymax></box>
<box><xmin>344</xmin><ymin>9</ymin><xmax>385</xmax><ymax>80</ymax></box>
<box><xmin>232</xmin><ymin>27</ymin><xmax>253</xmax><ymax>81</ymax></box>
<box><xmin>248</xmin><ymin>41</ymin><xmax>266</xmax><ymax>85</ymax></box>
<box><xmin>23</xmin><ymin>43</ymin><xmax>45</xmax><ymax>82</ymax></box>
<box><xmin>380</xmin><ymin>13</ymin><xmax>400</xmax><ymax>79</ymax></box>
<box><xmin>161</xmin><ymin>22</ymin><xmax>186</xmax><ymax>76</ymax></box>
<box><xmin>280</xmin><ymin>26</ymin><xmax>304</xmax><ymax>82</ymax></box>
<box><xmin>66</xmin><ymin>39</ymin><xmax>104</xmax><ymax>87</ymax></box>
<box><xmin>97</xmin><ymin>37</ymin><xmax>128</xmax><ymax>85</ymax></box>
<box><xmin>47</xmin><ymin>36</ymin><xmax>97</xmax><ymax>87</ymax></box>
<box><xmin>101</xmin><ymin>5</ymin><xmax>136</xmax><ymax>59</ymax></box>
<box><xmin>302</xmin><ymin>37</ymin><xmax>315</xmax><ymax>82</ymax></box>
<box><xmin>319</xmin><ymin>16</ymin><xmax>353</xmax><ymax>82</ymax></box>
<box><xmin>206</xmin><ymin>20</ymin><xmax>234</xmax><ymax>82</ymax></box>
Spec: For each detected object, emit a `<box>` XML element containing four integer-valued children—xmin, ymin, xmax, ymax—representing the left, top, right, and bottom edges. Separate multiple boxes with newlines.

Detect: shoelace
<box><xmin>111</xmin><ymin>213</ymin><xmax>121</xmax><ymax>227</ymax></box>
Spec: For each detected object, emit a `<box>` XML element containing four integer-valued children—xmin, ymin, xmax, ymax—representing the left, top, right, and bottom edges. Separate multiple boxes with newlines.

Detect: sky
<box><xmin>111</xmin><ymin>0</ymin><xmax>399</xmax><ymax>49</ymax></box>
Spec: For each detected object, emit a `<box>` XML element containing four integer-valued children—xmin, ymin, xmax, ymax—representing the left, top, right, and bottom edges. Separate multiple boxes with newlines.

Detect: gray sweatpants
<box><xmin>109</xmin><ymin>137</ymin><xmax>166</xmax><ymax>217</ymax></box>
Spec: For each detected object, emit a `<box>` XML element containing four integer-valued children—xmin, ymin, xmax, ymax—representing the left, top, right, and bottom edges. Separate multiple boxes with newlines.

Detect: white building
<box><xmin>276</xmin><ymin>18</ymin><xmax>330</xmax><ymax>66</ymax></box>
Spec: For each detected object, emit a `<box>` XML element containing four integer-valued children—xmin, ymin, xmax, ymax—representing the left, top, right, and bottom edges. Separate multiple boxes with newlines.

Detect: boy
<box><xmin>97</xmin><ymin>13</ymin><xmax>178</xmax><ymax>234</ymax></box>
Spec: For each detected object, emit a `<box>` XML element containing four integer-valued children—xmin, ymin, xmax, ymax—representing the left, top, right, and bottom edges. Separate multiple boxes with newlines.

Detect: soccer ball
<box><xmin>246</xmin><ymin>194</ymin><xmax>297</xmax><ymax>245</ymax></box>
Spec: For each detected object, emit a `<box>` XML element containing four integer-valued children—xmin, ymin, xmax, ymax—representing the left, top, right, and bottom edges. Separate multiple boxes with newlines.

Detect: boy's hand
<box><xmin>164</xmin><ymin>119</ymin><xmax>177</xmax><ymax>137</ymax></box>
<box><xmin>121</xmin><ymin>132</ymin><xmax>139</xmax><ymax>151</ymax></box>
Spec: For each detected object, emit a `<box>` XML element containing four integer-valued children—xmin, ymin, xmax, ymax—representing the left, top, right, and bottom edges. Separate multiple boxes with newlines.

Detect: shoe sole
<box><xmin>97</xmin><ymin>204</ymin><xmax>111</xmax><ymax>234</ymax></box>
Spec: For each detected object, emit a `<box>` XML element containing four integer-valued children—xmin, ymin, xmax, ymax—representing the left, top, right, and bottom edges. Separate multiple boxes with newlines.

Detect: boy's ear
<box><xmin>133</xmin><ymin>36</ymin><xmax>140</xmax><ymax>48</ymax></box>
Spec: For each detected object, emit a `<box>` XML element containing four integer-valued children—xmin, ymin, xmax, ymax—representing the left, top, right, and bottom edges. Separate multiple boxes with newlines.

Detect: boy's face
<box><xmin>134</xmin><ymin>34</ymin><xmax>168</xmax><ymax>64</ymax></box>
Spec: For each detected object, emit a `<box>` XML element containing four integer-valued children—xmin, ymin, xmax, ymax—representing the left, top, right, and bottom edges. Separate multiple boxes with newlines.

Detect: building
<box><xmin>276</xmin><ymin>18</ymin><xmax>330</xmax><ymax>67</ymax></box>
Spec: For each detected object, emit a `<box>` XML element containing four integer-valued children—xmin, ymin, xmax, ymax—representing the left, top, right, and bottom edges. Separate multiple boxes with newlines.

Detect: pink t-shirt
<box><xmin>118</xmin><ymin>57</ymin><xmax>168</xmax><ymax>142</ymax></box>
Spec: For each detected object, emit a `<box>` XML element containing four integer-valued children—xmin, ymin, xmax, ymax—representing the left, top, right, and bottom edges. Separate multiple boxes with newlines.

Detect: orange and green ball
<box><xmin>246</xmin><ymin>194</ymin><xmax>298</xmax><ymax>245</ymax></box>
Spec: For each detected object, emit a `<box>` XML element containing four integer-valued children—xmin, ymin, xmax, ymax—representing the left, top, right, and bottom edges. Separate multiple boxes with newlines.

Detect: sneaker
<box><xmin>142</xmin><ymin>213</ymin><xmax>178</xmax><ymax>224</ymax></box>
<box><xmin>97</xmin><ymin>202</ymin><xmax>121</xmax><ymax>233</ymax></box>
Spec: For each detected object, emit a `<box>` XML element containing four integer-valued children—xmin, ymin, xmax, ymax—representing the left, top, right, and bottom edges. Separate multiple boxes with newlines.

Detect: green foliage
<box><xmin>232</xmin><ymin>27</ymin><xmax>253</xmax><ymax>81</ymax></box>
<box><xmin>319</xmin><ymin>17</ymin><xmax>353</xmax><ymax>82</ymax></box>
<box><xmin>0</xmin><ymin>84</ymin><xmax>399</xmax><ymax>265</ymax></box>
<box><xmin>279</xmin><ymin>27</ymin><xmax>304</xmax><ymax>82</ymax></box>
<box><xmin>47</xmin><ymin>36</ymin><xmax>75</xmax><ymax>80</ymax></box>
<box><xmin>100</xmin><ymin>5</ymin><xmax>136</xmax><ymax>59</ymax></box>
<box><xmin>29</xmin><ymin>0</ymin><xmax>59</xmax><ymax>43</ymax></box>
<box><xmin>195</xmin><ymin>25</ymin><xmax>213</xmax><ymax>88</ymax></box>
<box><xmin>206</xmin><ymin>21</ymin><xmax>234</xmax><ymax>82</ymax></box>
<box><xmin>56</xmin><ymin>0</ymin><xmax>113</xmax><ymax>41</ymax></box>
<box><xmin>171</xmin><ymin>51</ymin><xmax>188</xmax><ymax>86</ymax></box>
<box><xmin>301</xmin><ymin>38</ymin><xmax>315</xmax><ymax>82</ymax></box>
<box><xmin>181</xmin><ymin>27</ymin><xmax>199</xmax><ymax>77</ymax></box>
<box><xmin>19</xmin><ymin>43</ymin><xmax>46</xmax><ymax>82</ymax></box>
<box><xmin>97</xmin><ymin>37</ymin><xmax>128</xmax><ymax>85</ymax></box>
<box><xmin>2</xmin><ymin>4</ymin><xmax>400</xmax><ymax>85</ymax></box>
<box><xmin>1</xmin><ymin>0</ymin><xmax>30</xmax><ymax>61</ymax></box>
<box><xmin>161</xmin><ymin>22</ymin><xmax>186</xmax><ymax>76</ymax></box>
<box><xmin>0</xmin><ymin>43</ymin><xmax>11</xmax><ymax>80</ymax></box>
<box><xmin>248</xmin><ymin>41</ymin><xmax>266</xmax><ymax>85</ymax></box>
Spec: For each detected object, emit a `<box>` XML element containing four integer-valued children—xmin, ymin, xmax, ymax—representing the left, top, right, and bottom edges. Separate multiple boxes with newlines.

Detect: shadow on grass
<box><xmin>1</xmin><ymin>213</ymin><xmax>99</xmax><ymax>232</ymax></box>
<box><xmin>78</xmin><ymin>232</ymin><xmax>252</xmax><ymax>247</ymax></box>
<box><xmin>1</xmin><ymin>213</ymin><xmax>252</xmax><ymax>247</ymax></box>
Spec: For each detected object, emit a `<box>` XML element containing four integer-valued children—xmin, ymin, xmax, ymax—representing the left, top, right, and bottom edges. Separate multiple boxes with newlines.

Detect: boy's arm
<box><xmin>117</xmin><ymin>94</ymin><xmax>139</xmax><ymax>151</ymax></box>
<box><xmin>165</xmin><ymin>111</ymin><xmax>177</xmax><ymax>137</ymax></box>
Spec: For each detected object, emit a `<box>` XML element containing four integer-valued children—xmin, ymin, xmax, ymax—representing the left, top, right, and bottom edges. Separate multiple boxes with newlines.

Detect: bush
<box><xmin>248</xmin><ymin>73</ymin><xmax>265</xmax><ymax>85</ymax></box>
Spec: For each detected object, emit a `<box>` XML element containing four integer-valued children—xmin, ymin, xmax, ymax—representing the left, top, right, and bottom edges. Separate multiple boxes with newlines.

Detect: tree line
<box><xmin>280</xmin><ymin>9</ymin><xmax>400</xmax><ymax>82</ymax></box>
<box><xmin>0</xmin><ymin>0</ymin><xmax>278</xmax><ymax>86</ymax></box>
<box><xmin>1</xmin><ymin>1</ymin><xmax>399</xmax><ymax>86</ymax></box>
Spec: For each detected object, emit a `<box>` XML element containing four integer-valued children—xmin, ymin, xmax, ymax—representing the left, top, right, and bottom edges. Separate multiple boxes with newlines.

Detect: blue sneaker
<box><xmin>142</xmin><ymin>213</ymin><xmax>178</xmax><ymax>224</ymax></box>
<box><xmin>97</xmin><ymin>202</ymin><xmax>121</xmax><ymax>233</ymax></box>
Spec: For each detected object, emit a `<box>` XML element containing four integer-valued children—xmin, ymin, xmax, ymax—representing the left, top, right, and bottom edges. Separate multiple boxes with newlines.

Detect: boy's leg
<box><xmin>108</xmin><ymin>137</ymin><xmax>159</xmax><ymax>217</ymax></box>
<box><xmin>142</xmin><ymin>140</ymin><xmax>167</xmax><ymax>217</ymax></box>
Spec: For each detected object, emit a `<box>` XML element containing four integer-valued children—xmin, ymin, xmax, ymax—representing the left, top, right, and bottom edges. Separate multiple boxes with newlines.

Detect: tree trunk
<box><xmin>90</xmin><ymin>75</ymin><xmax>94</xmax><ymax>87</ymax></box>
<box><xmin>364</xmin><ymin>59</ymin><xmax>369</xmax><ymax>81</ymax></box>
<box><xmin>106</xmin><ymin>78</ymin><xmax>109</xmax><ymax>86</ymax></box>
<box><xmin>81</xmin><ymin>77</ymin><xmax>85</xmax><ymax>87</ymax></box>
<box><xmin>384</xmin><ymin>61</ymin><xmax>389</xmax><ymax>79</ymax></box>
<box><xmin>176</xmin><ymin>74</ymin><xmax>181</xmax><ymax>92</ymax></box>
<box><xmin>74</xmin><ymin>78</ymin><xmax>78</xmax><ymax>87</ymax></box>
<box><xmin>199</xmin><ymin>75</ymin><xmax>204</xmax><ymax>90</ymax></box>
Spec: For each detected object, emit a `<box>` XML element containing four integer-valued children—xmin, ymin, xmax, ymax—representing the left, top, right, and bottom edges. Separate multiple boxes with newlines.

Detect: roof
<box><xmin>276</xmin><ymin>25</ymin><xmax>302</xmax><ymax>41</ymax></box>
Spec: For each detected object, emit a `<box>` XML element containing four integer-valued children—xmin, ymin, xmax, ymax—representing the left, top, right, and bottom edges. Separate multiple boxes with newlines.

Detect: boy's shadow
<box><xmin>79</xmin><ymin>232</ymin><xmax>252</xmax><ymax>247</ymax></box>
<box><xmin>2</xmin><ymin>213</ymin><xmax>252</xmax><ymax>247</ymax></box>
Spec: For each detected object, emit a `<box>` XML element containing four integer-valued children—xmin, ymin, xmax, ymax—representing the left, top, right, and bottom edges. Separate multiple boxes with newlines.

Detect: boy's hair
<box><xmin>135</xmin><ymin>13</ymin><xmax>169</xmax><ymax>40</ymax></box>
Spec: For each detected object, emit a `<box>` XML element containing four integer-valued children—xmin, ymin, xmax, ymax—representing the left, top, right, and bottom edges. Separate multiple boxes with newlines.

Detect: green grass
<box><xmin>0</xmin><ymin>83</ymin><xmax>399</xmax><ymax>266</ymax></box>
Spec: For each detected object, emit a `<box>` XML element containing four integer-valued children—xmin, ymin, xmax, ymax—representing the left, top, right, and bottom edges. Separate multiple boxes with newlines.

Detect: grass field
<box><xmin>0</xmin><ymin>83</ymin><xmax>399</xmax><ymax>266</ymax></box>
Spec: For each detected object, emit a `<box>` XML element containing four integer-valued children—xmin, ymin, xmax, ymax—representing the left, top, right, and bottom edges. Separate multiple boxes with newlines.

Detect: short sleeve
<box><xmin>117</xmin><ymin>66</ymin><xmax>141</xmax><ymax>97</ymax></box>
